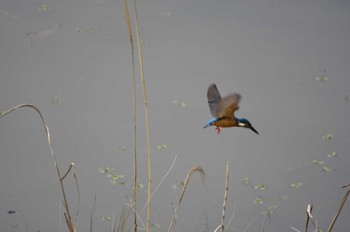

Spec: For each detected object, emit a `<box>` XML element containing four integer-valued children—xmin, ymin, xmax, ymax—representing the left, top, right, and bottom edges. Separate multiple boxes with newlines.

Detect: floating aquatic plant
<box><xmin>98</xmin><ymin>168</ymin><xmax>124</xmax><ymax>185</ymax></box>
<box><xmin>315</xmin><ymin>76</ymin><xmax>328</xmax><ymax>82</ymax></box>
<box><xmin>252</xmin><ymin>184</ymin><xmax>266</xmax><ymax>190</ymax></box>
<box><xmin>156</xmin><ymin>144</ymin><xmax>168</xmax><ymax>151</ymax></box>
<box><xmin>240</xmin><ymin>177</ymin><xmax>250</xmax><ymax>185</ymax></box>
<box><xmin>118</xmin><ymin>146</ymin><xmax>127</xmax><ymax>151</ymax></box>
<box><xmin>327</xmin><ymin>152</ymin><xmax>337</xmax><ymax>158</ymax></box>
<box><xmin>263</xmin><ymin>205</ymin><xmax>278</xmax><ymax>216</ymax></box>
<box><xmin>37</xmin><ymin>4</ymin><xmax>49</xmax><ymax>12</ymax></box>
<box><xmin>321</xmin><ymin>166</ymin><xmax>333</xmax><ymax>172</ymax></box>
<box><xmin>75</xmin><ymin>27</ymin><xmax>99</xmax><ymax>33</ymax></box>
<box><xmin>290</xmin><ymin>182</ymin><xmax>303</xmax><ymax>189</ymax></box>
<box><xmin>322</xmin><ymin>133</ymin><xmax>334</xmax><ymax>140</ymax></box>
<box><xmin>172</xmin><ymin>100</ymin><xmax>187</xmax><ymax>108</ymax></box>
<box><xmin>312</xmin><ymin>160</ymin><xmax>325</xmax><ymax>165</ymax></box>
<box><xmin>51</xmin><ymin>96</ymin><xmax>61</xmax><ymax>105</ymax></box>
<box><xmin>101</xmin><ymin>216</ymin><xmax>111</xmax><ymax>222</ymax></box>
<box><xmin>253</xmin><ymin>197</ymin><xmax>264</xmax><ymax>204</ymax></box>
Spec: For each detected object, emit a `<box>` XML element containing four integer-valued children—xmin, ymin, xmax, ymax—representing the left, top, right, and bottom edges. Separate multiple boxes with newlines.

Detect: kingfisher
<box><xmin>203</xmin><ymin>83</ymin><xmax>259</xmax><ymax>135</ymax></box>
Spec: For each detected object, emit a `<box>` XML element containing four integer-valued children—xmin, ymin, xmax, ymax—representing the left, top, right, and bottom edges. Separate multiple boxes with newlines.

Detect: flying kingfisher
<box><xmin>203</xmin><ymin>83</ymin><xmax>259</xmax><ymax>135</ymax></box>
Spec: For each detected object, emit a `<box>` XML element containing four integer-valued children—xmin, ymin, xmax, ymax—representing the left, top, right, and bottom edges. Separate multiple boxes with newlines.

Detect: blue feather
<box><xmin>203</xmin><ymin>118</ymin><xmax>218</xmax><ymax>128</ymax></box>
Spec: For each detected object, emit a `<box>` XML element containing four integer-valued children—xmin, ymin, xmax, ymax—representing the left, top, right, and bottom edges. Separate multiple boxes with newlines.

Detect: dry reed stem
<box><xmin>167</xmin><ymin>166</ymin><xmax>206</xmax><ymax>232</ymax></box>
<box><xmin>327</xmin><ymin>184</ymin><xmax>350</xmax><ymax>232</ymax></box>
<box><xmin>220</xmin><ymin>161</ymin><xmax>230</xmax><ymax>232</ymax></box>
<box><xmin>123</xmin><ymin>0</ymin><xmax>138</xmax><ymax>231</ymax></box>
<box><xmin>0</xmin><ymin>104</ymin><xmax>76</xmax><ymax>232</ymax></box>
<box><xmin>89</xmin><ymin>191</ymin><xmax>96</xmax><ymax>232</ymax></box>
<box><xmin>132</xmin><ymin>0</ymin><xmax>152</xmax><ymax>231</ymax></box>
<box><xmin>141</xmin><ymin>154</ymin><xmax>177</xmax><ymax>215</ymax></box>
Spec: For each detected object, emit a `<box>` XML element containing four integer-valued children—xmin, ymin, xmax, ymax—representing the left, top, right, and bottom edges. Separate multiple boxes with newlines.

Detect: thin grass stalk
<box><xmin>167</xmin><ymin>166</ymin><xmax>206</xmax><ymax>232</ymax></box>
<box><xmin>132</xmin><ymin>0</ymin><xmax>152</xmax><ymax>231</ymax></box>
<box><xmin>220</xmin><ymin>161</ymin><xmax>230</xmax><ymax>232</ymax></box>
<box><xmin>260</xmin><ymin>214</ymin><xmax>267</xmax><ymax>232</ymax></box>
<box><xmin>327</xmin><ymin>185</ymin><xmax>350</xmax><ymax>232</ymax></box>
<box><xmin>141</xmin><ymin>155</ymin><xmax>177</xmax><ymax>215</ymax></box>
<box><xmin>0</xmin><ymin>104</ymin><xmax>76</xmax><ymax>232</ymax></box>
<box><xmin>89</xmin><ymin>191</ymin><xmax>96</xmax><ymax>232</ymax></box>
<box><xmin>123</xmin><ymin>0</ymin><xmax>138</xmax><ymax>231</ymax></box>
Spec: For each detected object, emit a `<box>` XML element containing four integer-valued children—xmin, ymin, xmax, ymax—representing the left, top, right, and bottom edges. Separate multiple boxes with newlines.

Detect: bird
<box><xmin>203</xmin><ymin>83</ymin><xmax>259</xmax><ymax>135</ymax></box>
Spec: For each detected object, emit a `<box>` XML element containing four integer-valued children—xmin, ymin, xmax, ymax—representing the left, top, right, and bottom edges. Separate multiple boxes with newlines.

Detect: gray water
<box><xmin>1</xmin><ymin>0</ymin><xmax>350</xmax><ymax>231</ymax></box>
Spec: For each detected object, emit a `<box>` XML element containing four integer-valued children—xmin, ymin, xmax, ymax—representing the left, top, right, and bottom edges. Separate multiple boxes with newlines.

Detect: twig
<box><xmin>220</xmin><ymin>162</ymin><xmax>230</xmax><ymax>232</ymax></box>
<box><xmin>327</xmin><ymin>184</ymin><xmax>350</xmax><ymax>232</ymax></box>
<box><xmin>0</xmin><ymin>104</ymin><xmax>76</xmax><ymax>232</ymax></box>
<box><xmin>167</xmin><ymin>166</ymin><xmax>206</xmax><ymax>232</ymax></box>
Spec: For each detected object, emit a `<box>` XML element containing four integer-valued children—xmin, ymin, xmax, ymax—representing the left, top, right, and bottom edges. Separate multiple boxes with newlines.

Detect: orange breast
<box><xmin>213</xmin><ymin>119</ymin><xmax>238</xmax><ymax>128</ymax></box>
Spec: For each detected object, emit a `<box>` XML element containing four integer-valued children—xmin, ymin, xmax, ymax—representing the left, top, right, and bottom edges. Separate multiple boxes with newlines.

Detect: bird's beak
<box><xmin>249</xmin><ymin>126</ymin><xmax>259</xmax><ymax>135</ymax></box>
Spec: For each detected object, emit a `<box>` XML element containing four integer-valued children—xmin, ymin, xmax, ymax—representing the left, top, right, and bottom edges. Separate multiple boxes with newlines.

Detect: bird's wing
<box><xmin>207</xmin><ymin>83</ymin><xmax>222</xmax><ymax>117</ymax></box>
<box><xmin>215</xmin><ymin>93</ymin><xmax>241</xmax><ymax>118</ymax></box>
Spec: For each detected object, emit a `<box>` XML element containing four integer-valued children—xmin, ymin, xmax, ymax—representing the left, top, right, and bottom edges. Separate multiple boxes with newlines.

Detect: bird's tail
<box><xmin>203</xmin><ymin>118</ymin><xmax>218</xmax><ymax>128</ymax></box>
<box><xmin>203</xmin><ymin>123</ymin><xmax>212</xmax><ymax>128</ymax></box>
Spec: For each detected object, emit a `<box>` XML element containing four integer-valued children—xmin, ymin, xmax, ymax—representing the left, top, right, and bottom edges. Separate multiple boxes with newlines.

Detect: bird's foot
<box><xmin>215</xmin><ymin>126</ymin><xmax>220</xmax><ymax>134</ymax></box>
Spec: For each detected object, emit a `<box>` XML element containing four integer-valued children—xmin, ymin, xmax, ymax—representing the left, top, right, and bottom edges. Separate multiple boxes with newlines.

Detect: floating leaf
<box><xmin>253</xmin><ymin>197</ymin><xmax>264</xmax><ymax>204</ymax></box>
<box><xmin>37</xmin><ymin>4</ymin><xmax>49</xmax><ymax>12</ymax></box>
<box><xmin>327</xmin><ymin>152</ymin><xmax>337</xmax><ymax>158</ymax></box>
<box><xmin>118</xmin><ymin>146</ymin><xmax>127</xmax><ymax>151</ymax></box>
<box><xmin>75</xmin><ymin>27</ymin><xmax>99</xmax><ymax>33</ymax></box>
<box><xmin>51</xmin><ymin>96</ymin><xmax>61</xmax><ymax>105</ymax></box>
<box><xmin>315</xmin><ymin>76</ymin><xmax>328</xmax><ymax>81</ymax></box>
<box><xmin>172</xmin><ymin>100</ymin><xmax>187</xmax><ymax>108</ymax></box>
<box><xmin>312</xmin><ymin>160</ymin><xmax>325</xmax><ymax>165</ymax></box>
<box><xmin>263</xmin><ymin>205</ymin><xmax>278</xmax><ymax>216</ymax></box>
<box><xmin>321</xmin><ymin>165</ymin><xmax>332</xmax><ymax>172</ymax></box>
<box><xmin>240</xmin><ymin>177</ymin><xmax>250</xmax><ymax>185</ymax></box>
<box><xmin>280</xmin><ymin>195</ymin><xmax>288</xmax><ymax>200</ymax></box>
<box><xmin>98</xmin><ymin>167</ymin><xmax>116</xmax><ymax>174</ymax></box>
<box><xmin>322</xmin><ymin>133</ymin><xmax>334</xmax><ymax>140</ymax></box>
<box><xmin>252</xmin><ymin>184</ymin><xmax>266</xmax><ymax>190</ymax></box>
<box><xmin>290</xmin><ymin>182</ymin><xmax>303</xmax><ymax>189</ymax></box>
<box><xmin>151</xmin><ymin>223</ymin><xmax>161</xmax><ymax>229</ymax></box>
<box><xmin>101</xmin><ymin>216</ymin><xmax>111</xmax><ymax>222</ymax></box>
<box><xmin>98</xmin><ymin>167</ymin><xmax>124</xmax><ymax>185</ymax></box>
<box><xmin>345</xmin><ymin>96</ymin><xmax>350</xmax><ymax>101</ymax></box>
<box><xmin>133</xmin><ymin>183</ymin><xmax>144</xmax><ymax>190</ymax></box>
<box><xmin>156</xmin><ymin>144</ymin><xmax>168</xmax><ymax>151</ymax></box>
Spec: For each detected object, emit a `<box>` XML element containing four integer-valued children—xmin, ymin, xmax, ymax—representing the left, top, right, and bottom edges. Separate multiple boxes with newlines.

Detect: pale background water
<box><xmin>0</xmin><ymin>0</ymin><xmax>350</xmax><ymax>231</ymax></box>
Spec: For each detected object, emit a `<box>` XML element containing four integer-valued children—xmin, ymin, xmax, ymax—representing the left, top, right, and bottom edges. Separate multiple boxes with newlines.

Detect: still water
<box><xmin>1</xmin><ymin>0</ymin><xmax>350</xmax><ymax>231</ymax></box>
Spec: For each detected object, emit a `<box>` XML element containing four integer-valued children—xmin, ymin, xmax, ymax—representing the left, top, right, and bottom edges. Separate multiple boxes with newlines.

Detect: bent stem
<box><xmin>0</xmin><ymin>104</ymin><xmax>76</xmax><ymax>232</ymax></box>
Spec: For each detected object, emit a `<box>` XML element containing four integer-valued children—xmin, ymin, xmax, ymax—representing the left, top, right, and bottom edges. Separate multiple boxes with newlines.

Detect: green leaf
<box><xmin>322</xmin><ymin>133</ymin><xmax>334</xmax><ymax>140</ymax></box>
<box><xmin>321</xmin><ymin>165</ymin><xmax>332</xmax><ymax>172</ymax></box>
<box><xmin>240</xmin><ymin>177</ymin><xmax>250</xmax><ymax>185</ymax></box>
<box><xmin>38</xmin><ymin>4</ymin><xmax>49</xmax><ymax>12</ymax></box>
<box><xmin>327</xmin><ymin>152</ymin><xmax>337</xmax><ymax>158</ymax></box>
<box><xmin>290</xmin><ymin>182</ymin><xmax>303</xmax><ymax>189</ymax></box>
<box><xmin>253</xmin><ymin>197</ymin><xmax>264</xmax><ymax>204</ymax></box>
<box><xmin>312</xmin><ymin>160</ymin><xmax>325</xmax><ymax>165</ymax></box>
<box><xmin>252</xmin><ymin>184</ymin><xmax>266</xmax><ymax>190</ymax></box>
<box><xmin>156</xmin><ymin>144</ymin><xmax>168</xmax><ymax>151</ymax></box>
